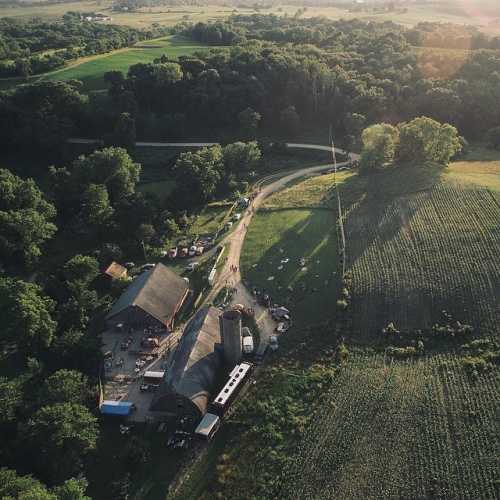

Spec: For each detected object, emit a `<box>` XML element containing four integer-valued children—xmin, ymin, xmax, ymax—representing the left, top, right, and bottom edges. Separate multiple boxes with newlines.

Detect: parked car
<box><xmin>124</xmin><ymin>262</ymin><xmax>135</xmax><ymax>269</ymax></box>
<box><xmin>188</xmin><ymin>245</ymin><xmax>197</xmax><ymax>257</ymax></box>
<box><xmin>179</xmin><ymin>247</ymin><xmax>188</xmax><ymax>258</ymax></box>
<box><xmin>168</xmin><ymin>247</ymin><xmax>178</xmax><ymax>259</ymax></box>
<box><xmin>269</xmin><ymin>335</ymin><xmax>279</xmax><ymax>351</ymax></box>
<box><xmin>233</xmin><ymin>213</ymin><xmax>242</xmax><ymax>221</ymax></box>
<box><xmin>140</xmin><ymin>384</ymin><xmax>150</xmax><ymax>392</ymax></box>
<box><xmin>141</xmin><ymin>263</ymin><xmax>155</xmax><ymax>271</ymax></box>
<box><xmin>195</xmin><ymin>246</ymin><xmax>204</xmax><ymax>256</ymax></box>
<box><xmin>186</xmin><ymin>262</ymin><xmax>199</xmax><ymax>272</ymax></box>
<box><xmin>225</xmin><ymin>221</ymin><xmax>233</xmax><ymax>230</ymax></box>
<box><xmin>276</xmin><ymin>322</ymin><xmax>289</xmax><ymax>333</ymax></box>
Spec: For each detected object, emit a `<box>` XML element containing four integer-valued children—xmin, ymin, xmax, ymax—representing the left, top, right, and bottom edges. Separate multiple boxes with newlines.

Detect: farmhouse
<box><xmin>106</xmin><ymin>263</ymin><xmax>189</xmax><ymax>331</ymax></box>
<box><xmin>150</xmin><ymin>305</ymin><xmax>223</xmax><ymax>420</ymax></box>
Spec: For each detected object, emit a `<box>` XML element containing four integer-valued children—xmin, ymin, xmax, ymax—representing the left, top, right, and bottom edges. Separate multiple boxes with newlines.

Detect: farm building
<box><xmin>150</xmin><ymin>305</ymin><xmax>223</xmax><ymax>420</ymax></box>
<box><xmin>103</xmin><ymin>261</ymin><xmax>128</xmax><ymax>280</ymax></box>
<box><xmin>106</xmin><ymin>263</ymin><xmax>189</xmax><ymax>331</ymax></box>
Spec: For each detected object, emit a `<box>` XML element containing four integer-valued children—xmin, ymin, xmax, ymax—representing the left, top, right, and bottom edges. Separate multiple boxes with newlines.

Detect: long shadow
<box><xmin>241</xmin><ymin>208</ymin><xmax>340</xmax><ymax>331</ymax></box>
<box><xmin>330</xmin><ymin>165</ymin><xmax>454</xmax><ymax>341</ymax></box>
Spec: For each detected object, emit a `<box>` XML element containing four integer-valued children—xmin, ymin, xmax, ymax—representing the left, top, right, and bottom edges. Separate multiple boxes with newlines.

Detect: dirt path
<box><xmin>207</xmin><ymin>156</ymin><xmax>357</xmax><ymax>354</ymax></box>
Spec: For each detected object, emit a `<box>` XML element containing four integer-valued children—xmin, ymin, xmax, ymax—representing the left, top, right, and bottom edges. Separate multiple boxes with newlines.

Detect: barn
<box><xmin>105</xmin><ymin>263</ymin><xmax>189</xmax><ymax>331</ymax></box>
<box><xmin>150</xmin><ymin>305</ymin><xmax>223</xmax><ymax>420</ymax></box>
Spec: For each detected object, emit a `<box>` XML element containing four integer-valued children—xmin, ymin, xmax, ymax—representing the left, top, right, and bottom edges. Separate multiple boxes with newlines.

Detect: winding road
<box><xmin>69</xmin><ymin>137</ymin><xmax>357</xmax><ymax>354</ymax></box>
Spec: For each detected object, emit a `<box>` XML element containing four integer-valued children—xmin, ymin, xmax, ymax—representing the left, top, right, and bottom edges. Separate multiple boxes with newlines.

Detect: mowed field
<box><xmin>241</xmin><ymin>207</ymin><xmax>338</xmax><ymax>327</ymax></box>
<box><xmin>281</xmin><ymin>351</ymin><xmax>499</xmax><ymax>500</ymax></box>
<box><xmin>39</xmin><ymin>36</ymin><xmax>213</xmax><ymax>91</ymax></box>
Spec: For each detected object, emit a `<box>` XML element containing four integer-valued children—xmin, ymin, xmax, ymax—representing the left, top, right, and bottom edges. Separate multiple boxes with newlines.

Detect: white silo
<box><xmin>221</xmin><ymin>309</ymin><xmax>242</xmax><ymax>367</ymax></box>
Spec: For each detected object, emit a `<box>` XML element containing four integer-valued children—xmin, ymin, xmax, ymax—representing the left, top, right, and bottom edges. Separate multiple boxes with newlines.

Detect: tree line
<box><xmin>0</xmin><ymin>16</ymin><xmax>168</xmax><ymax>78</ymax></box>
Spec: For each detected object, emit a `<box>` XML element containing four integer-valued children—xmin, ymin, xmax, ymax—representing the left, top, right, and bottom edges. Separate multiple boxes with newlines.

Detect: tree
<box><xmin>0</xmin><ymin>278</ymin><xmax>57</xmax><ymax>352</ymax></box>
<box><xmin>280</xmin><ymin>106</ymin><xmax>301</xmax><ymax>137</ymax></box>
<box><xmin>172</xmin><ymin>145</ymin><xmax>224</xmax><ymax>206</ymax></box>
<box><xmin>79</xmin><ymin>184</ymin><xmax>114</xmax><ymax>230</ymax></box>
<box><xmin>63</xmin><ymin>255</ymin><xmax>99</xmax><ymax>285</ymax></box>
<box><xmin>486</xmin><ymin>126</ymin><xmax>500</xmax><ymax>149</ymax></box>
<box><xmin>397</xmin><ymin>116</ymin><xmax>461</xmax><ymax>165</ymax></box>
<box><xmin>72</xmin><ymin>147</ymin><xmax>141</xmax><ymax>205</ymax></box>
<box><xmin>40</xmin><ymin>369</ymin><xmax>89</xmax><ymax>405</ymax></box>
<box><xmin>111</xmin><ymin>112</ymin><xmax>136</xmax><ymax>151</ymax></box>
<box><xmin>0</xmin><ymin>377</ymin><xmax>22</xmax><ymax>424</ymax></box>
<box><xmin>0</xmin><ymin>468</ymin><xmax>55</xmax><ymax>500</ymax></box>
<box><xmin>0</xmin><ymin>169</ymin><xmax>57</xmax><ymax>267</ymax></box>
<box><xmin>344</xmin><ymin>112</ymin><xmax>366</xmax><ymax>138</ymax></box>
<box><xmin>52</xmin><ymin>478</ymin><xmax>91</xmax><ymax>500</ymax></box>
<box><xmin>222</xmin><ymin>142</ymin><xmax>261</xmax><ymax>174</ymax></box>
<box><xmin>24</xmin><ymin>403</ymin><xmax>98</xmax><ymax>483</ymax></box>
<box><xmin>238</xmin><ymin>107</ymin><xmax>261</xmax><ymax>139</ymax></box>
<box><xmin>359</xmin><ymin>123</ymin><xmax>399</xmax><ymax>171</ymax></box>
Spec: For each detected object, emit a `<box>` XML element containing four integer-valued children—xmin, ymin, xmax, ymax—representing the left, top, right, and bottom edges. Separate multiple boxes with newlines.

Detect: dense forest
<box><xmin>0</xmin><ymin>12</ymin><xmax>500</xmax><ymax>499</ymax></box>
<box><xmin>0</xmin><ymin>16</ymin><xmax>168</xmax><ymax>78</ymax></box>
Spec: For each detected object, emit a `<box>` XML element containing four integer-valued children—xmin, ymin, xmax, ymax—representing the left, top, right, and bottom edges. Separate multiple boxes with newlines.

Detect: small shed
<box><xmin>100</xmin><ymin>400</ymin><xmax>134</xmax><ymax>416</ymax></box>
<box><xmin>104</xmin><ymin>262</ymin><xmax>128</xmax><ymax>280</ymax></box>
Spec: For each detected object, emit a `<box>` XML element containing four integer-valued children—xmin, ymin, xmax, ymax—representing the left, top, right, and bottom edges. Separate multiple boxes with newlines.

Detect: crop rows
<box><xmin>279</xmin><ymin>353</ymin><xmax>499</xmax><ymax>500</ymax></box>
<box><xmin>345</xmin><ymin>182</ymin><xmax>500</xmax><ymax>340</ymax></box>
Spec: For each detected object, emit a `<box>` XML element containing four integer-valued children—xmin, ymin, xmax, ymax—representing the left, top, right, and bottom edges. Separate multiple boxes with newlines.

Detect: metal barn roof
<box><xmin>106</xmin><ymin>263</ymin><xmax>188</xmax><ymax>326</ymax></box>
<box><xmin>152</xmin><ymin>305</ymin><xmax>222</xmax><ymax>414</ymax></box>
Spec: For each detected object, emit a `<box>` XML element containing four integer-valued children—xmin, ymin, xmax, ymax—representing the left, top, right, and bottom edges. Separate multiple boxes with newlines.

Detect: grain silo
<box><xmin>221</xmin><ymin>309</ymin><xmax>242</xmax><ymax>367</ymax></box>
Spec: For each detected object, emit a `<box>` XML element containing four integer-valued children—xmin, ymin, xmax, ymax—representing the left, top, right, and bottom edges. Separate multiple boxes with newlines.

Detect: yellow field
<box><xmin>2</xmin><ymin>1</ymin><xmax>500</xmax><ymax>34</ymax></box>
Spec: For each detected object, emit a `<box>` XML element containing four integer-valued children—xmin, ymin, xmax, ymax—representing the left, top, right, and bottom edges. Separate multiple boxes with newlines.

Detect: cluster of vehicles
<box><xmin>167</xmin><ymin>243</ymin><xmax>206</xmax><ymax>260</ymax></box>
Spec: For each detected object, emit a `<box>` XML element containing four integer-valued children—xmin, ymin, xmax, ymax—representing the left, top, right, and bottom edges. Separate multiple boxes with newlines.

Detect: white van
<box><xmin>243</xmin><ymin>336</ymin><xmax>254</xmax><ymax>354</ymax></box>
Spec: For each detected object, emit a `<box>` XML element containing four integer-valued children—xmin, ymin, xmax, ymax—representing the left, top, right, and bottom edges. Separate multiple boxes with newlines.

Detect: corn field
<box><xmin>345</xmin><ymin>181</ymin><xmax>500</xmax><ymax>340</ymax></box>
<box><xmin>280</xmin><ymin>352</ymin><xmax>499</xmax><ymax>500</ymax></box>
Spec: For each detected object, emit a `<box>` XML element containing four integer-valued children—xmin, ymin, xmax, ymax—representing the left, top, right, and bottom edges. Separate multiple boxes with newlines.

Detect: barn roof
<box><xmin>152</xmin><ymin>305</ymin><xmax>222</xmax><ymax>414</ymax></box>
<box><xmin>106</xmin><ymin>263</ymin><xmax>188</xmax><ymax>325</ymax></box>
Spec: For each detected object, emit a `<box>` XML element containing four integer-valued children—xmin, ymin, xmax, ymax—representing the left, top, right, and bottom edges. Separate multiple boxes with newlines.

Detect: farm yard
<box><xmin>281</xmin><ymin>351</ymin><xmax>499</xmax><ymax>500</ymax></box>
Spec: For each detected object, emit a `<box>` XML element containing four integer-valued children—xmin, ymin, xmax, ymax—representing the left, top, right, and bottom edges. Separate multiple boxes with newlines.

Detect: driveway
<box><xmin>207</xmin><ymin>154</ymin><xmax>356</xmax><ymax>355</ymax></box>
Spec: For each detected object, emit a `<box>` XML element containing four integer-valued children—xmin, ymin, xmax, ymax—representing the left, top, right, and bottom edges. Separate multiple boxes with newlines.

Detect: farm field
<box><xmin>281</xmin><ymin>351</ymin><xmax>499</xmax><ymax>500</ymax></box>
<box><xmin>38</xmin><ymin>36</ymin><xmax>214</xmax><ymax>91</ymax></box>
<box><xmin>241</xmin><ymin>208</ymin><xmax>338</xmax><ymax>327</ymax></box>
<box><xmin>2</xmin><ymin>2</ymin><xmax>500</xmax><ymax>34</ymax></box>
<box><xmin>343</xmin><ymin>162</ymin><xmax>500</xmax><ymax>342</ymax></box>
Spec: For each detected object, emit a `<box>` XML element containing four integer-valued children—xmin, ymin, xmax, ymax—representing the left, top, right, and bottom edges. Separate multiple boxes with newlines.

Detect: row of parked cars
<box><xmin>166</xmin><ymin>244</ymin><xmax>205</xmax><ymax>260</ymax></box>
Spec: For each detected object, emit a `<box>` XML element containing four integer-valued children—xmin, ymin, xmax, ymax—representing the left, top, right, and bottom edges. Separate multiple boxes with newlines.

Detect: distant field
<box><xmin>40</xmin><ymin>36</ymin><xmax>214</xmax><ymax>91</ymax></box>
<box><xmin>282</xmin><ymin>351</ymin><xmax>499</xmax><ymax>499</ymax></box>
<box><xmin>2</xmin><ymin>1</ymin><xmax>500</xmax><ymax>35</ymax></box>
<box><xmin>241</xmin><ymin>208</ymin><xmax>338</xmax><ymax>327</ymax></box>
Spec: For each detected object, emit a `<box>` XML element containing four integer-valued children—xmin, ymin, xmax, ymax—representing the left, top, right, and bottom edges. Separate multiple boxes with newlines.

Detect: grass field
<box><xmin>281</xmin><ymin>351</ymin><xmax>499</xmax><ymax>500</ymax></box>
<box><xmin>39</xmin><ymin>36</ymin><xmax>213</xmax><ymax>91</ymax></box>
<box><xmin>241</xmin><ymin>208</ymin><xmax>338</xmax><ymax>327</ymax></box>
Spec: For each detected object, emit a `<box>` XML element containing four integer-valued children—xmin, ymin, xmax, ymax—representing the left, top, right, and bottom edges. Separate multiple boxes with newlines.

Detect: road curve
<box><xmin>209</xmin><ymin>158</ymin><xmax>353</xmax><ymax>355</ymax></box>
<box><xmin>67</xmin><ymin>138</ymin><xmax>358</xmax><ymax>160</ymax></box>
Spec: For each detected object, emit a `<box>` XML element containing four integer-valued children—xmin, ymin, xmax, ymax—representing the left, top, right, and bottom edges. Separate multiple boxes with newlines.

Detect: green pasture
<box><xmin>40</xmin><ymin>36</ymin><xmax>214</xmax><ymax>91</ymax></box>
<box><xmin>241</xmin><ymin>208</ymin><xmax>338</xmax><ymax>327</ymax></box>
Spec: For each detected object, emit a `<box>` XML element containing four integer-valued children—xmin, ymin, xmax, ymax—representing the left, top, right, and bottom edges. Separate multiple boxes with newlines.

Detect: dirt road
<box><xmin>209</xmin><ymin>156</ymin><xmax>356</xmax><ymax>355</ymax></box>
